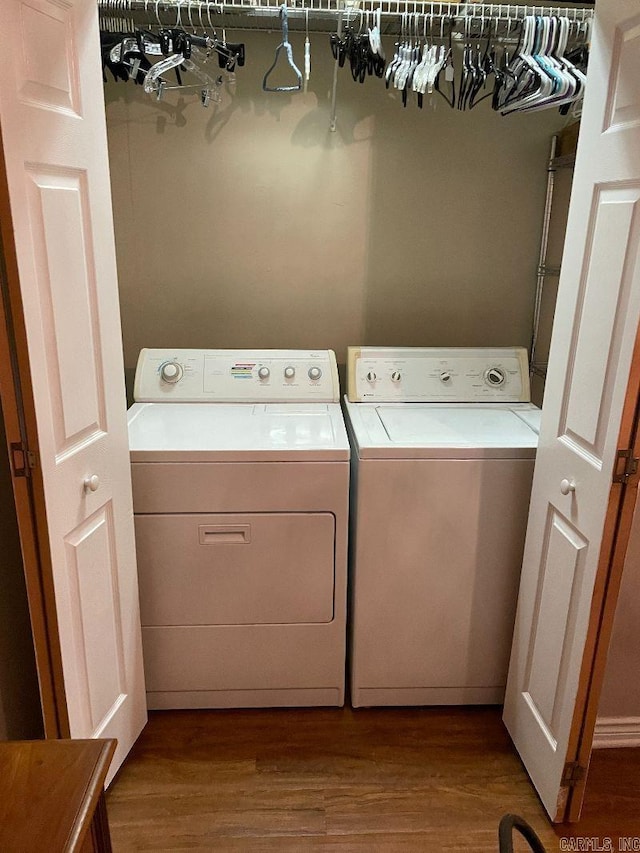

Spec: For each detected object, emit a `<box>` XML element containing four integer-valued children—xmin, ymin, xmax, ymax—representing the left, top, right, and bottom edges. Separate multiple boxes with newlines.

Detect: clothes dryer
<box><xmin>128</xmin><ymin>349</ymin><xmax>349</xmax><ymax>708</ymax></box>
<box><xmin>344</xmin><ymin>347</ymin><xmax>539</xmax><ymax>707</ymax></box>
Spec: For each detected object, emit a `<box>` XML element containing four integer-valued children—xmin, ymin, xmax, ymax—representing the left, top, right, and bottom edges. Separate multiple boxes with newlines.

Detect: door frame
<box><xmin>560</xmin><ymin>320</ymin><xmax>640</xmax><ymax>822</ymax></box>
<box><xmin>0</xmin><ymin>124</ymin><xmax>68</xmax><ymax>740</ymax></box>
<box><xmin>0</xmin><ymin>7</ymin><xmax>635</xmax><ymax>816</ymax></box>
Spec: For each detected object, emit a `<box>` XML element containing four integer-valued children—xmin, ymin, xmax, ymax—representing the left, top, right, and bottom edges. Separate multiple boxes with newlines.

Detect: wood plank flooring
<box><xmin>106</xmin><ymin>707</ymin><xmax>638</xmax><ymax>852</ymax></box>
<box><xmin>558</xmin><ymin>747</ymin><xmax>640</xmax><ymax>843</ymax></box>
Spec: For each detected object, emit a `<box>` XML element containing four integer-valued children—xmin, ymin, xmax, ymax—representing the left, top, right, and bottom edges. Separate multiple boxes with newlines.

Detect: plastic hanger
<box><xmin>434</xmin><ymin>16</ymin><xmax>455</xmax><ymax>109</ymax></box>
<box><xmin>501</xmin><ymin>16</ymin><xmax>584</xmax><ymax>115</ymax></box>
<box><xmin>469</xmin><ymin>17</ymin><xmax>498</xmax><ymax>110</ymax></box>
<box><xmin>330</xmin><ymin>6</ymin><xmax>385</xmax><ymax>85</ymax></box>
<box><xmin>368</xmin><ymin>6</ymin><xmax>385</xmax><ymax>64</ymax></box>
<box><xmin>394</xmin><ymin>13</ymin><xmax>421</xmax><ymax>105</ymax></box>
<box><xmin>498</xmin><ymin>16</ymin><xmax>545</xmax><ymax>110</ymax></box>
<box><xmin>143</xmin><ymin>50</ymin><xmax>186</xmax><ymax>97</ymax></box>
<box><xmin>349</xmin><ymin>11</ymin><xmax>366</xmax><ymax>83</ymax></box>
<box><xmin>385</xmin><ymin>12</ymin><xmax>407</xmax><ymax>88</ymax></box>
<box><xmin>304</xmin><ymin>9</ymin><xmax>310</xmax><ymax>92</ymax></box>
<box><xmin>491</xmin><ymin>17</ymin><xmax>521</xmax><ymax>111</ymax></box>
<box><xmin>263</xmin><ymin>4</ymin><xmax>302</xmax><ymax>93</ymax></box>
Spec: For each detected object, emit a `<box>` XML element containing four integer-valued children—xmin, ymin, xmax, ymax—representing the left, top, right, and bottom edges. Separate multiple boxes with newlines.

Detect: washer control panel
<box><xmin>134</xmin><ymin>349</ymin><xmax>340</xmax><ymax>402</ymax></box>
<box><xmin>347</xmin><ymin>347</ymin><xmax>530</xmax><ymax>402</ymax></box>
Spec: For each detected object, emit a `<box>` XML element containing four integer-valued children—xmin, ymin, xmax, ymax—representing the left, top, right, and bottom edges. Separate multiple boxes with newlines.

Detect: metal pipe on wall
<box><xmin>530</xmin><ymin>134</ymin><xmax>557</xmax><ymax>382</ymax></box>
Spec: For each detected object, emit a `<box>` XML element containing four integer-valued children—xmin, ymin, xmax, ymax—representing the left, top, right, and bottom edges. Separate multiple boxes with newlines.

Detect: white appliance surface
<box><xmin>344</xmin><ymin>400</ymin><xmax>539</xmax><ymax>459</ymax></box>
<box><xmin>345</xmin><ymin>346</ymin><xmax>540</xmax><ymax>708</ymax></box>
<box><xmin>347</xmin><ymin>346</ymin><xmax>531</xmax><ymax>402</ymax></box>
<box><xmin>128</xmin><ymin>402</ymin><xmax>349</xmax><ymax>462</ymax></box>
<box><xmin>513</xmin><ymin>407</ymin><xmax>542</xmax><ymax>435</ymax></box>
<box><xmin>128</xmin><ymin>348</ymin><xmax>349</xmax><ymax>710</ymax></box>
<box><xmin>134</xmin><ymin>347</ymin><xmax>340</xmax><ymax>403</ymax></box>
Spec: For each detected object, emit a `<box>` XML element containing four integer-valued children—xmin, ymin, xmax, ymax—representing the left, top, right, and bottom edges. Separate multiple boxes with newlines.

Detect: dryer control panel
<box><xmin>347</xmin><ymin>347</ymin><xmax>531</xmax><ymax>403</ymax></box>
<box><xmin>134</xmin><ymin>349</ymin><xmax>340</xmax><ymax>403</ymax></box>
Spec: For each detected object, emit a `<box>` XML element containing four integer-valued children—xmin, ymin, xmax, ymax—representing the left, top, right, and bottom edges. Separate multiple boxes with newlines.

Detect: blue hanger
<box><xmin>262</xmin><ymin>4</ymin><xmax>303</xmax><ymax>92</ymax></box>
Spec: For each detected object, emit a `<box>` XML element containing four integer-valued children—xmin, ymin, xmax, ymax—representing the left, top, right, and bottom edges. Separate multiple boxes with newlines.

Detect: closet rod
<box><xmin>98</xmin><ymin>0</ymin><xmax>595</xmax><ymax>35</ymax></box>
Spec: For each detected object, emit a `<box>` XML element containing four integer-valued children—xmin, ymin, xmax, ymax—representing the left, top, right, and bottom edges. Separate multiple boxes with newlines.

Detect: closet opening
<box><xmin>6</xmin><ymin>0</ymin><xmax>640</xmax><ymax>842</ymax></box>
<box><xmin>99</xmin><ymin>0</ymin><xmax>640</xmax><ymax>827</ymax></box>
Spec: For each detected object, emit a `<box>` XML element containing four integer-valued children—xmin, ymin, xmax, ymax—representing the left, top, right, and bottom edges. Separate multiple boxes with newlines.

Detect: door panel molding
<box><xmin>604</xmin><ymin>15</ymin><xmax>640</xmax><ymax>132</ymax></box>
<box><xmin>64</xmin><ymin>502</ymin><xmax>127</xmax><ymax>735</ymax></box>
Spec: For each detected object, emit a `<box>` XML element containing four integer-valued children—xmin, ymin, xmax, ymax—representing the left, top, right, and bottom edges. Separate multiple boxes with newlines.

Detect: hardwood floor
<box><xmin>557</xmin><ymin>747</ymin><xmax>640</xmax><ymax>843</ymax></box>
<box><xmin>106</xmin><ymin>708</ymin><xmax>638</xmax><ymax>852</ymax></box>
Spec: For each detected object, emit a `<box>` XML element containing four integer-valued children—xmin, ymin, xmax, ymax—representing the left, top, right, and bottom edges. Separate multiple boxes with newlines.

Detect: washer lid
<box><xmin>128</xmin><ymin>402</ymin><xmax>350</xmax><ymax>461</ymax></box>
<box><xmin>513</xmin><ymin>408</ymin><xmax>542</xmax><ymax>435</ymax></box>
<box><xmin>344</xmin><ymin>400</ymin><xmax>540</xmax><ymax>459</ymax></box>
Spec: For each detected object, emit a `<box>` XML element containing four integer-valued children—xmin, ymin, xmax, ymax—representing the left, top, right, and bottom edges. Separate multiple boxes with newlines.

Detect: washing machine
<box><xmin>344</xmin><ymin>347</ymin><xmax>540</xmax><ymax>708</ymax></box>
<box><xmin>128</xmin><ymin>348</ymin><xmax>349</xmax><ymax>709</ymax></box>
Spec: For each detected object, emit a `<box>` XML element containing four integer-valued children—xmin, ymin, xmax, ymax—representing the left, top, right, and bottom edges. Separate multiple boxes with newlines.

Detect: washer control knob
<box><xmin>391</xmin><ymin>371</ymin><xmax>402</xmax><ymax>383</ymax></box>
<box><xmin>485</xmin><ymin>367</ymin><xmax>506</xmax><ymax>387</ymax></box>
<box><xmin>440</xmin><ymin>371</ymin><xmax>451</xmax><ymax>383</ymax></box>
<box><xmin>160</xmin><ymin>361</ymin><xmax>182</xmax><ymax>383</ymax></box>
<box><xmin>258</xmin><ymin>366</ymin><xmax>270</xmax><ymax>380</ymax></box>
<box><xmin>366</xmin><ymin>371</ymin><xmax>377</xmax><ymax>383</ymax></box>
<box><xmin>308</xmin><ymin>366</ymin><xmax>322</xmax><ymax>381</ymax></box>
<box><xmin>284</xmin><ymin>366</ymin><xmax>296</xmax><ymax>379</ymax></box>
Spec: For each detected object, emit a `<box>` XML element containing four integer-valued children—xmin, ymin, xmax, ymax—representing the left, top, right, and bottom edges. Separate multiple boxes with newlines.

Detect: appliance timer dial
<box><xmin>308</xmin><ymin>366</ymin><xmax>322</xmax><ymax>381</ymax></box>
<box><xmin>160</xmin><ymin>361</ymin><xmax>183</xmax><ymax>383</ymax></box>
<box><xmin>485</xmin><ymin>367</ymin><xmax>506</xmax><ymax>387</ymax></box>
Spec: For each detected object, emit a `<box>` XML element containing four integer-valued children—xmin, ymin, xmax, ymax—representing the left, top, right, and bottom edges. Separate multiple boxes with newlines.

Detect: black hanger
<box><xmin>101</xmin><ymin>31</ymin><xmax>151</xmax><ymax>86</ymax></box>
<box><xmin>469</xmin><ymin>18</ymin><xmax>498</xmax><ymax>109</ymax></box>
<box><xmin>434</xmin><ymin>17</ymin><xmax>455</xmax><ymax>109</ymax></box>
<box><xmin>330</xmin><ymin>27</ymin><xmax>352</xmax><ymax>68</ymax></box>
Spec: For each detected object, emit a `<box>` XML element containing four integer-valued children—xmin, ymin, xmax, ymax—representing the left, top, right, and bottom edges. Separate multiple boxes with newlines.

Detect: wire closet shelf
<box><xmin>98</xmin><ymin>1</ymin><xmax>595</xmax><ymax>37</ymax></box>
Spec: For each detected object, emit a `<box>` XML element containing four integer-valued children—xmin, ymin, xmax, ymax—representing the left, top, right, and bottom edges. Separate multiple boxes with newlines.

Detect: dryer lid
<box><xmin>127</xmin><ymin>402</ymin><xmax>350</xmax><ymax>461</ymax></box>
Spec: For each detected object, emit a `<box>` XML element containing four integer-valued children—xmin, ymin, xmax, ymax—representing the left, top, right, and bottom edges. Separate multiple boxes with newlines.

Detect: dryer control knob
<box><xmin>308</xmin><ymin>366</ymin><xmax>322</xmax><ymax>381</ymax></box>
<box><xmin>440</xmin><ymin>371</ymin><xmax>451</xmax><ymax>383</ymax></box>
<box><xmin>160</xmin><ymin>362</ymin><xmax>182</xmax><ymax>383</ymax></box>
<box><xmin>366</xmin><ymin>371</ymin><xmax>377</xmax><ymax>383</ymax></box>
<box><xmin>284</xmin><ymin>366</ymin><xmax>296</xmax><ymax>379</ymax></box>
<box><xmin>391</xmin><ymin>371</ymin><xmax>402</xmax><ymax>383</ymax></box>
<box><xmin>485</xmin><ymin>367</ymin><xmax>506</xmax><ymax>387</ymax></box>
<box><xmin>258</xmin><ymin>366</ymin><xmax>271</xmax><ymax>380</ymax></box>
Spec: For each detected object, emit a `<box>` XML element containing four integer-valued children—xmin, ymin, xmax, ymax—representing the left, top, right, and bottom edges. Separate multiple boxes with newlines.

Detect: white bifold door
<box><xmin>0</xmin><ymin>0</ymin><xmax>146</xmax><ymax>782</ymax></box>
<box><xmin>504</xmin><ymin>0</ymin><xmax>640</xmax><ymax>821</ymax></box>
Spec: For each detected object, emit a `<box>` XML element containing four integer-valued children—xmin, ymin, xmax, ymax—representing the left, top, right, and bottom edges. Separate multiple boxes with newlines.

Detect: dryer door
<box><xmin>136</xmin><ymin>512</ymin><xmax>336</xmax><ymax>625</ymax></box>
